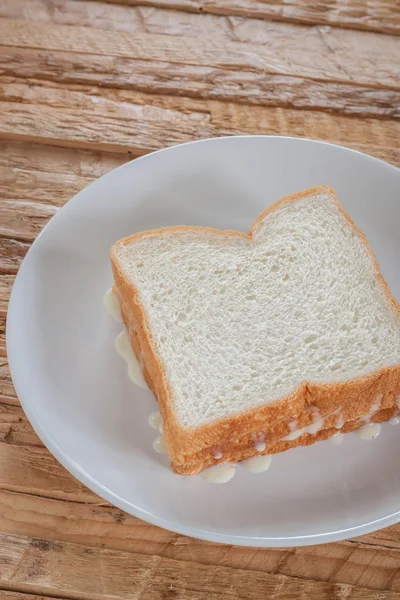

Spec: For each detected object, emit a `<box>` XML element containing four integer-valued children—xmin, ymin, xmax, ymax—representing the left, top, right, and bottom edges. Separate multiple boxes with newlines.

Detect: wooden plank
<box><xmin>0</xmin><ymin>274</ymin><xmax>13</xmax><ymax>317</ymax></box>
<box><xmin>0</xmin><ymin>403</ymin><xmax>43</xmax><ymax>448</ymax></box>
<box><xmin>1</xmin><ymin>488</ymin><xmax>400</xmax><ymax>591</ymax></box>
<box><xmin>1</xmin><ymin>1</ymin><xmax>398</xmax><ymax>118</ymax></box>
<box><xmin>0</xmin><ymin>164</ymin><xmax>91</xmax><ymax>206</ymax></box>
<box><xmin>0</xmin><ymin>271</ymin><xmax>13</xmax><ymax>402</ymax></box>
<box><xmin>0</xmin><ymin>395</ymin><xmax>20</xmax><ymax>407</ymax></box>
<box><xmin>0</xmin><ymin>363</ymin><xmax>16</xmax><ymax>402</ymax></box>
<box><xmin>0</xmin><ymin>238</ymin><xmax>30</xmax><ymax>275</ymax></box>
<box><xmin>2</xmin><ymin>532</ymin><xmax>400</xmax><ymax>600</ymax></box>
<box><xmin>0</xmin><ymin>17</ymin><xmax>399</xmax><ymax>90</ymax></box>
<box><xmin>0</xmin><ymin>80</ymin><xmax>399</xmax><ymax>161</ymax></box>
<box><xmin>0</xmin><ymin>200</ymin><xmax>58</xmax><ymax>243</ymax></box>
<box><xmin>0</xmin><ymin>148</ymin><xmax>125</xmax><ymax>207</ymax></box>
<box><xmin>83</xmin><ymin>0</ymin><xmax>400</xmax><ymax>34</ymax></box>
<box><xmin>2</xmin><ymin>0</ymin><xmax>398</xmax><ymax>46</ymax></box>
<box><xmin>0</xmin><ymin>321</ymin><xmax>5</xmax><ymax>358</ymax></box>
<box><xmin>0</xmin><ymin>140</ymin><xmax>128</xmax><ymax>180</ymax></box>
<box><xmin>1</xmin><ymin>592</ymin><xmax>63</xmax><ymax>600</ymax></box>
<box><xmin>0</xmin><ymin>367</ymin><xmax>16</xmax><ymax>403</ymax></box>
<box><xmin>357</xmin><ymin>528</ymin><xmax>400</xmax><ymax>548</ymax></box>
<box><xmin>0</xmin><ymin>442</ymin><xmax>99</xmax><ymax>503</ymax></box>
<box><xmin>0</xmin><ymin>79</ymin><xmax>211</xmax><ymax>154</ymax></box>
<box><xmin>0</xmin><ymin>141</ymin><xmax>126</xmax><ymax>273</ymax></box>
<box><xmin>1</xmin><ymin>47</ymin><xmax>399</xmax><ymax>119</ymax></box>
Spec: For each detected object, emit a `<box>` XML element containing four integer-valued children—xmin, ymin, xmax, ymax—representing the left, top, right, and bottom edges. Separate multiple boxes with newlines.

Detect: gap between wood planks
<box><xmin>0</xmin><ymin>485</ymin><xmax>106</xmax><ymax>506</ymax></box>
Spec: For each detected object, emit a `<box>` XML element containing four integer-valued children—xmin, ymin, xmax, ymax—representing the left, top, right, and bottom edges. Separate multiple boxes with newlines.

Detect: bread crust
<box><xmin>111</xmin><ymin>186</ymin><xmax>400</xmax><ymax>474</ymax></box>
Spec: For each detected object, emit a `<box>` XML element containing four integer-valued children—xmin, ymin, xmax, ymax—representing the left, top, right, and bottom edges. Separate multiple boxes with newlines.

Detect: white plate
<box><xmin>7</xmin><ymin>136</ymin><xmax>400</xmax><ymax>547</ymax></box>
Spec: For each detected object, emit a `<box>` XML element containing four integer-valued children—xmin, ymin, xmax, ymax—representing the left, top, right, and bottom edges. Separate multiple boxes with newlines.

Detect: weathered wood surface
<box><xmin>1</xmin><ymin>0</ymin><xmax>400</xmax><ymax>598</ymax></box>
<box><xmin>3</xmin><ymin>529</ymin><xmax>400</xmax><ymax>599</ymax></box>
<box><xmin>65</xmin><ymin>0</ymin><xmax>400</xmax><ymax>34</ymax></box>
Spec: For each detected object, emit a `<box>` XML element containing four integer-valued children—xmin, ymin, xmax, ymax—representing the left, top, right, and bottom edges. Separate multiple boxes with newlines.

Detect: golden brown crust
<box><xmin>173</xmin><ymin>405</ymin><xmax>399</xmax><ymax>474</ymax></box>
<box><xmin>110</xmin><ymin>185</ymin><xmax>400</xmax><ymax>474</ymax></box>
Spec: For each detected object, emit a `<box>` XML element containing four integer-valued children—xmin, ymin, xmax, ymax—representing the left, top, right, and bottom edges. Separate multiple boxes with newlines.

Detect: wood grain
<box><xmin>0</xmin><ymin>79</ymin><xmax>399</xmax><ymax>161</ymax></box>
<box><xmin>0</xmin><ymin>329</ymin><xmax>5</xmax><ymax>360</ymax></box>
<box><xmin>2</xmin><ymin>592</ymin><xmax>64</xmax><ymax>600</ymax></box>
<box><xmin>0</xmin><ymin>274</ymin><xmax>12</xmax><ymax>317</ymax></box>
<box><xmin>2</xmin><ymin>531</ymin><xmax>400</xmax><ymax>600</ymax></box>
<box><xmin>0</xmin><ymin>403</ymin><xmax>43</xmax><ymax>447</ymax></box>
<box><xmin>1</xmin><ymin>0</ymin><xmax>399</xmax><ymax>118</ymax></box>
<box><xmin>1</xmin><ymin>47</ymin><xmax>399</xmax><ymax>119</ymax></box>
<box><xmin>0</xmin><ymin>78</ymin><xmax>212</xmax><ymax>154</ymax></box>
<box><xmin>1</xmin><ymin>486</ymin><xmax>400</xmax><ymax>591</ymax></box>
<box><xmin>1</xmin><ymin>15</ymin><xmax>399</xmax><ymax>90</ymax></box>
<box><xmin>0</xmin><ymin>141</ymin><xmax>126</xmax><ymax>273</ymax></box>
<box><xmin>0</xmin><ymin>239</ymin><xmax>30</xmax><ymax>275</ymax></box>
<box><xmin>0</xmin><ymin>442</ymin><xmax>100</xmax><ymax>504</ymax></box>
<box><xmin>3</xmin><ymin>0</ymin><xmax>399</xmax><ymax>43</ymax></box>
<box><xmin>83</xmin><ymin>0</ymin><xmax>400</xmax><ymax>34</ymax></box>
<box><xmin>0</xmin><ymin>140</ymin><xmax>127</xmax><ymax>180</ymax></box>
<box><xmin>0</xmin><ymin>361</ymin><xmax>15</xmax><ymax>403</ymax></box>
<box><xmin>0</xmin><ymin>200</ymin><xmax>57</xmax><ymax>243</ymax></box>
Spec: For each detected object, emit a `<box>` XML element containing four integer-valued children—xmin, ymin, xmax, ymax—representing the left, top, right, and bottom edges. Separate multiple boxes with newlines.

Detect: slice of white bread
<box><xmin>111</xmin><ymin>186</ymin><xmax>400</xmax><ymax>474</ymax></box>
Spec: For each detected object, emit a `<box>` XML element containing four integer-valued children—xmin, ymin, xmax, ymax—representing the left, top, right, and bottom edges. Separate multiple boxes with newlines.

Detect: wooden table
<box><xmin>1</xmin><ymin>1</ymin><xmax>400</xmax><ymax>598</ymax></box>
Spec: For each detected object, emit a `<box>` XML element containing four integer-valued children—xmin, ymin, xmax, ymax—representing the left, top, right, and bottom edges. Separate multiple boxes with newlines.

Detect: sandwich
<box><xmin>110</xmin><ymin>186</ymin><xmax>400</xmax><ymax>474</ymax></box>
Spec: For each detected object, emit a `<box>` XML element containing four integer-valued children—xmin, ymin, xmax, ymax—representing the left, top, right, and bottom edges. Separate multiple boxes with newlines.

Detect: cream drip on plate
<box><xmin>330</xmin><ymin>433</ymin><xmax>344</xmax><ymax>445</ymax></box>
<box><xmin>104</xmin><ymin>288</ymin><xmax>123</xmax><ymax>322</ymax></box>
<box><xmin>149</xmin><ymin>411</ymin><xmax>165</xmax><ymax>451</ymax></box>
<box><xmin>201</xmin><ymin>464</ymin><xmax>236</xmax><ymax>483</ymax></box>
<box><xmin>240</xmin><ymin>455</ymin><xmax>272</xmax><ymax>473</ymax></box>
<box><xmin>389</xmin><ymin>417</ymin><xmax>400</xmax><ymax>425</ymax></box>
<box><xmin>115</xmin><ymin>331</ymin><xmax>148</xmax><ymax>389</ymax></box>
<box><xmin>152</xmin><ymin>435</ymin><xmax>167</xmax><ymax>454</ymax></box>
<box><xmin>357</xmin><ymin>423</ymin><xmax>381</xmax><ymax>440</ymax></box>
<box><xmin>149</xmin><ymin>411</ymin><xmax>162</xmax><ymax>430</ymax></box>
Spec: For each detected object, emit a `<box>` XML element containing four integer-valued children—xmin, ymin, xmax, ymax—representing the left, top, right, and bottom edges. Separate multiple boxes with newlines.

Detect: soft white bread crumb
<box><xmin>113</xmin><ymin>187</ymin><xmax>400</xmax><ymax>428</ymax></box>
